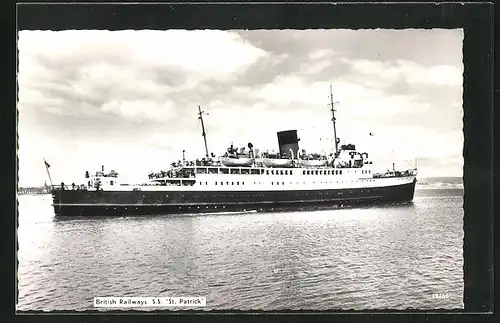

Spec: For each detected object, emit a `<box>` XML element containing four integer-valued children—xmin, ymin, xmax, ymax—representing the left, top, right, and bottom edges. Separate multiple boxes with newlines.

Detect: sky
<box><xmin>17</xmin><ymin>29</ymin><xmax>464</xmax><ymax>186</ymax></box>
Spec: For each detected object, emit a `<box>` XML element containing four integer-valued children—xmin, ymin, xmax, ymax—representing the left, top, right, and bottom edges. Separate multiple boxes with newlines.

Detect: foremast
<box><xmin>197</xmin><ymin>105</ymin><xmax>209</xmax><ymax>158</ymax></box>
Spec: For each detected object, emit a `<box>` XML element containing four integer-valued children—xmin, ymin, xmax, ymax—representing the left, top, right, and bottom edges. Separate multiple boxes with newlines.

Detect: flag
<box><xmin>44</xmin><ymin>160</ymin><xmax>50</xmax><ymax>168</ymax></box>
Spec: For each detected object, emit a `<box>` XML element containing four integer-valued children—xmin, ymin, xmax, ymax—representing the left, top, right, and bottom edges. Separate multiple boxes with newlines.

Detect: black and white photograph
<box><xmin>17</xmin><ymin>27</ymin><xmax>465</xmax><ymax>311</ymax></box>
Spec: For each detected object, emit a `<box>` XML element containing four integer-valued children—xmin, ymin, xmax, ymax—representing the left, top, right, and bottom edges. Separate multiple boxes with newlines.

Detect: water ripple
<box><xmin>17</xmin><ymin>190</ymin><xmax>464</xmax><ymax>311</ymax></box>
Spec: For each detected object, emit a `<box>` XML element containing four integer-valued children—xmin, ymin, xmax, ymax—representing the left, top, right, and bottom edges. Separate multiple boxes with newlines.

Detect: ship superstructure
<box><xmin>50</xmin><ymin>86</ymin><xmax>417</xmax><ymax>216</ymax></box>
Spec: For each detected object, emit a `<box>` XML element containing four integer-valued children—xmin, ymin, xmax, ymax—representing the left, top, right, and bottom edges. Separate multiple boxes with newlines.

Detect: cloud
<box><xmin>19</xmin><ymin>30</ymin><xmax>267</xmax><ymax>79</ymax></box>
<box><xmin>18</xmin><ymin>30</ymin><xmax>268</xmax><ymax>121</ymax></box>
<box><xmin>101</xmin><ymin>99</ymin><xmax>177</xmax><ymax>122</ymax></box>
<box><xmin>342</xmin><ymin>58</ymin><xmax>463</xmax><ymax>87</ymax></box>
<box><xmin>17</xmin><ymin>29</ymin><xmax>464</xmax><ymax>186</ymax></box>
<box><xmin>307</xmin><ymin>49</ymin><xmax>337</xmax><ymax>60</ymax></box>
<box><xmin>300</xmin><ymin>59</ymin><xmax>333</xmax><ymax>75</ymax></box>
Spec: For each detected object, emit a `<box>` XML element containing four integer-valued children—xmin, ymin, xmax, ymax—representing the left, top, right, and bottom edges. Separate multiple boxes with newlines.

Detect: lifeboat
<box><xmin>260</xmin><ymin>158</ymin><xmax>293</xmax><ymax>168</ymax></box>
<box><xmin>299</xmin><ymin>159</ymin><xmax>327</xmax><ymax>167</ymax></box>
<box><xmin>220</xmin><ymin>157</ymin><xmax>254</xmax><ymax>167</ymax></box>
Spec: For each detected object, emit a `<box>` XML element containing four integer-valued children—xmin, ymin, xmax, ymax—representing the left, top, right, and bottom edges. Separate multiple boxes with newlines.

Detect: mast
<box><xmin>329</xmin><ymin>84</ymin><xmax>339</xmax><ymax>154</ymax></box>
<box><xmin>197</xmin><ymin>105</ymin><xmax>209</xmax><ymax>158</ymax></box>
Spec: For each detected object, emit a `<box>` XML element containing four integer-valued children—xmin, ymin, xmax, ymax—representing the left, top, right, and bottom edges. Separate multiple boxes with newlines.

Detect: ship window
<box><xmin>232</xmin><ymin>182</ymin><xmax>234</xmax><ymax>185</ymax></box>
<box><xmin>231</xmin><ymin>169</ymin><xmax>240</xmax><ymax>174</ymax></box>
<box><xmin>315</xmin><ymin>170</ymin><xmax>319</xmax><ymax>175</ymax></box>
<box><xmin>221</xmin><ymin>182</ymin><xmax>223</xmax><ymax>185</ymax></box>
<box><xmin>251</xmin><ymin>169</ymin><xmax>260</xmax><ymax>174</ymax></box>
<box><xmin>237</xmin><ymin>182</ymin><xmax>240</xmax><ymax>185</ymax></box>
<box><xmin>277</xmin><ymin>182</ymin><xmax>279</xmax><ymax>185</ymax></box>
<box><xmin>110</xmin><ymin>181</ymin><xmax>114</xmax><ymax>185</ymax></box>
<box><xmin>196</xmin><ymin>168</ymin><xmax>208</xmax><ymax>174</ymax></box>
<box><xmin>290</xmin><ymin>171</ymin><xmax>293</xmax><ymax>175</ymax></box>
<box><xmin>215</xmin><ymin>182</ymin><xmax>218</xmax><ymax>185</ymax></box>
<box><xmin>271</xmin><ymin>182</ymin><xmax>274</xmax><ymax>185</ymax></box>
<box><xmin>271</xmin><ymin>170</ymin><xmax>274</xmax><ymax>175</ymax></box>
<box><xmin>226</xmin><ymin>182</ymin><xmax>229</xmax><ymax>185</ymax></box>
<box><xmin>199</xmin><ymin>181</ymin><xmax>202</xmax><ymax>185</ymax></box>
<box><xmin>285</xmin><ymin>170</ymin><xmax>288</xmax><ymax>175</ymax></box>
<box><xmin>303</xmin><ymin>171</ymin><xmax>306</xmax><ymax>175</ymax></box>
<box><xmin>307</xmin><ymin>171</ymin><xmax>310</xmax><ymax>175</ymax></box>
<box><xmin>205</xmin><ymin>182</ymin><xmax>208</xmax><ymax>185</ymax></box>
<box><xmin>340</xmin><ymin>170</ymin><xmax>343</xmax><ymax>175</ymax></box>
<box><xmin>282</xmin><ymin>182</ymin><xmax>284</xmax><ymax>185</ymax></box>
<box><xmin>280</xmin><ymin>170</ymin><xmax>284</xmax><ymax>175</ymax></box>
<box><xmin>242</xmin><ymin>182</ymin><xmax>245</xmax><ymax>185</ymax></box>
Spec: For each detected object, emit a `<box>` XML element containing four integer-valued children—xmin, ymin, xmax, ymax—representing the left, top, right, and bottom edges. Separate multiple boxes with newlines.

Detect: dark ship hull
<box><xmin>51</xmin><ymin>179</ymin><xmax>416</xmax><ymax>217</ymax></box>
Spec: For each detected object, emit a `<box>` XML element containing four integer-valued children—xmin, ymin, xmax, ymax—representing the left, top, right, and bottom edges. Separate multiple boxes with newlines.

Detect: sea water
<box><xmin>17</xmin><ymin>177</ymin><xmax>464</xmax><ymax>311</ymax></box>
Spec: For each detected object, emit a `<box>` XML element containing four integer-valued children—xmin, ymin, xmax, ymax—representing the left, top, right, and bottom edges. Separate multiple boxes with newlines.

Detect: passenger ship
<box><xmin>50</xmin><ymin>87</ymin><xmax>417</xmax><ymax>217</ymax></box>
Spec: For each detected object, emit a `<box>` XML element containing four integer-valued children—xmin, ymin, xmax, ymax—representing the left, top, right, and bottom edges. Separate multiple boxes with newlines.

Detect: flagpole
<box><xmin>43</xmin><ymin>158</ymin><xmax>53</xmax><ymax>188</ymax></box>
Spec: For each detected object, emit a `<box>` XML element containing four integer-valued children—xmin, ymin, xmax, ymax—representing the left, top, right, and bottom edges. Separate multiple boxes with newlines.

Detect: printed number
<box><xmin>432</xmin><ymin>293</ymin><xmax>449</xmax><ymax>299</ymax></box>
